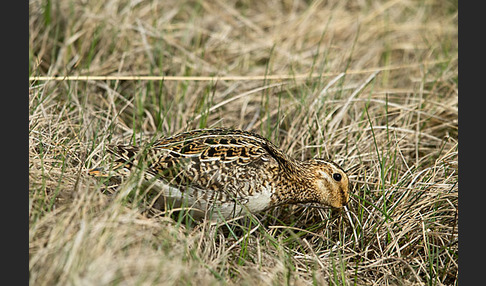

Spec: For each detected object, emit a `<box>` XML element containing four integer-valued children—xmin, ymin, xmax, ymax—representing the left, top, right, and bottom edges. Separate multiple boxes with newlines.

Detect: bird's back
<box><xmin>104</xmin><ymin>128</ymin><xmax>287</xmax><ymax>218</ymax></box>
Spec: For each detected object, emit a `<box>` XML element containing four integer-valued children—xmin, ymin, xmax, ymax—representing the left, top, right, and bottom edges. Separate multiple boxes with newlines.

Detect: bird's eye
<box><xmin>332</xmin><ymin>173</ymin><xmax>342</xmax><ymax>181</ymax></box>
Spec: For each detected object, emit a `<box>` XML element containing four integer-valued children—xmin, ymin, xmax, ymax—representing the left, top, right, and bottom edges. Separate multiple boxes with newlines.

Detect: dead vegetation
<box><xmin>29</xmin><ymin>0</ymin><xmax>458</xmax><ymax>284</ymax></box>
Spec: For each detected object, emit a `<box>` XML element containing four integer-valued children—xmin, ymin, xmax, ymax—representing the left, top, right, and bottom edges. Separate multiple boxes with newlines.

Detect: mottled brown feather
<box><xmin>89</xmin><ymin>128</ymin><xmax>350</xmax><ymax>219</ymax></box>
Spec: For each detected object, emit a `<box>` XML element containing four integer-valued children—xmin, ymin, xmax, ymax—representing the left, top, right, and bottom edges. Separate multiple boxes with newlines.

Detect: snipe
<box><xmin>89</xmin><ymin>128</ymin><xmax>350</xmax><ymax>220</ymax></box>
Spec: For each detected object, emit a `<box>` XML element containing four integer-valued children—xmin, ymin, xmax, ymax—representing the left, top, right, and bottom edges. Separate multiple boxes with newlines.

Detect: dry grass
<box><xmin>29</xmin><ymin>0</ymin><xmax>458</xmax><ymax>285</ymax></box>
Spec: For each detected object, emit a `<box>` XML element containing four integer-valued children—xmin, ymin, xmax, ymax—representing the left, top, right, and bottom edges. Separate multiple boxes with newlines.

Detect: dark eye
<box><xmin>332</xmin><ymin>173</ymin><xmax>342</xmax><ymax>181</ymax></box>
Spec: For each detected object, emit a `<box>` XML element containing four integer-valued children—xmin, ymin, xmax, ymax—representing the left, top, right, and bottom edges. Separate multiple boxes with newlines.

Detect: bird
<box><xmin>88</xmin><ymin>128</ymin><xmax>350</xmax><ymax>220</ymax></box>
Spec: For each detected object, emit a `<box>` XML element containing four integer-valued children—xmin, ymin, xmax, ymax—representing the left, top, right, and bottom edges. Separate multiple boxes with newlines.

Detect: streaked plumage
<box><xmin>89</xmin><ymin>128</ymin><xmax>350</xmax><ymax>220</ymax></box>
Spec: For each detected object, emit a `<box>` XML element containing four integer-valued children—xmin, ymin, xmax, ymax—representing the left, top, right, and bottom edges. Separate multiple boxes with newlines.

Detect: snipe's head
<box><xmin>306</xmin><ymin>159</ymin><xmax>350</xmax><ymax>208</ymax></box>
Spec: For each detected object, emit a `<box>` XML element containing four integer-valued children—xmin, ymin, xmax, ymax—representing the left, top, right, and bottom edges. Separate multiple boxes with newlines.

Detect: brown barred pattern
<box><xmin>88</xmin><ymin>128</ymin><xmax>350</xmax><ymax>220</ymax></box>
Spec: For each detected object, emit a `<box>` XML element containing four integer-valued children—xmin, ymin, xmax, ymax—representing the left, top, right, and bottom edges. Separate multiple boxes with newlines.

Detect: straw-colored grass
<box><xmin>29</xmin><ymin>0</ymin><xmax>458</xmax><ymax>285</ymax></box>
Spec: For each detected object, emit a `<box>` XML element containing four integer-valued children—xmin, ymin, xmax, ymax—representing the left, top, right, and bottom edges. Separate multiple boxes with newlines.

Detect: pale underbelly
<box><xmin>137</xmin><ymin>178</ymin><xmax>273</xmax><ymax>220</ymax></box>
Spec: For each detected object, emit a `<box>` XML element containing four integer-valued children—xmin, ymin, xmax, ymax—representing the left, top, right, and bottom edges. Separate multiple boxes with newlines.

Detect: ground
<box><xmin>29</xmin><ymin>0</ymin><xmax>458</xmax><ymax>285</ymax></box>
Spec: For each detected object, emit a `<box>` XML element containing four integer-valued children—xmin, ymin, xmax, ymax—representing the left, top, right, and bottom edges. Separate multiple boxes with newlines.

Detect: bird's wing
<box><xmin>108</xmin><ymin>129</ymin><xmax>281</xmax><ymax>202</ymax></box>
